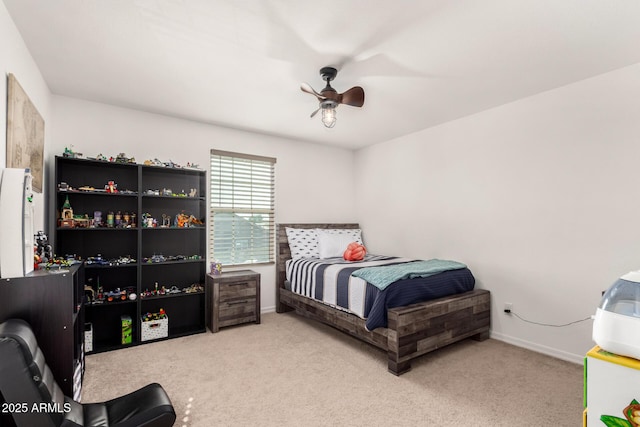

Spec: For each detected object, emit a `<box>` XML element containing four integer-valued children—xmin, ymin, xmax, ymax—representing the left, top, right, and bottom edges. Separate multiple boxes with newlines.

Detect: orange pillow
<box><xmin>343</xmin><ymin>242</ymin><xmax>366</xmax><ymax>261</ymax></box>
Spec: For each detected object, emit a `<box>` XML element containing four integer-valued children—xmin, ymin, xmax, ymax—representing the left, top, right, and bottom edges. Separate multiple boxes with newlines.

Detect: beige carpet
<box><xmin>82</xmin><ymin>312</ymin><xmax>583</xmax><ymax>426</ymax></box>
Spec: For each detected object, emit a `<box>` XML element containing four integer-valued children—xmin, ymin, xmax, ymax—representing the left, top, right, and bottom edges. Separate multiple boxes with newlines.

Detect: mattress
<box><xmin>285</xmin><ymin>255</ymin><xmax>475</xmax><ymax>330</ymax></box>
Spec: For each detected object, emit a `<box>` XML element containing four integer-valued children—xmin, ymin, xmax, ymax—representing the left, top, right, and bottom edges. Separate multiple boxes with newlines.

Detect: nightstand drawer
<box><xmin>219</xmin><ymin>280</ymin><xmax>257</xmax><ymax>301</ymax></box>
<box><xmin>218</xmin><ymin>298</ymin><xmax>257</xmax><ymax>327</ymax></box>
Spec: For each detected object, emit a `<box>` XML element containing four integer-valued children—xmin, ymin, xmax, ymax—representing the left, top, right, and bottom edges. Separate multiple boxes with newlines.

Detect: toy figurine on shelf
<box><xmin>34</xmin><ymin>231</ymin><xmax>53</xmax><ymax>268</ymax></box>
<box><xmin>164</xmin><ymin>160</ymin><xmax>180</xmax><ymax>168</ymax></box>
<box><xmin>96</xmin><ymin>282</ymin><xmax>104</xmax><ymax>303</ymax></box>
<box><xmin>107</xmin><ymin>211</ymin><xmax>115</xmax><ymax>228</ymax></box>
<box><xmin>62</xmin><ymin>146</ymin><xmax>82</xmax><ymax>158</ymax></box>
<box><xmin>142</xmin><ymin>212</ymin><xmax>156</xmax><ymax>228</ymax></box>
<box><xmin>114</xmin><ymin>153</ymin><xmax>136</xmax><ymax>164</ymax></box>
<box><xmin>143</xmin><ymin>158</ymin><xmax>163</xmax><ymax>167</ymax></box>
<box><xmin>175</xmin><ymin>212</ymin><xmax>188</xmax><ymax>227</ymax></box>
<box><xmin>84</xmin><ymin>278</ymin><xmax>96</xmax><ymax>304</ymax></box>
<box><xmin>174</xmin><ymin>212</ymin><xmax>204</xmax><ymax>228</ymax></box>
<box><xmin>183</xmin><ymin>283</ymin><xmax>204</xmax><ymax>293</ymax></box>
<box><xmin>105</xmin><ymin>288</ymin><xmax>127</xmax><ymax>302</ymax></box>
<box><xmin>59</xmin><ymin>196</ymin><xmax>74</xmax><ymax>227</ymax></box>
<box><xmin>73</xmin><ymin>214</ymin><xmax>90</xmax><ymax>228</ymax></box>
<box><xmin>105</xmin><ymin>180</ymin><xmax>118</xmax><ymax>193</ymax></box>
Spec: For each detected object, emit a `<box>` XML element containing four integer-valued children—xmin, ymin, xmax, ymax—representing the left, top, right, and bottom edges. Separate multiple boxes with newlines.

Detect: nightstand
<box><xmin>206</xmin><ymin>270</ymin><xmax>261</xmax><ymax>332</ymax></box>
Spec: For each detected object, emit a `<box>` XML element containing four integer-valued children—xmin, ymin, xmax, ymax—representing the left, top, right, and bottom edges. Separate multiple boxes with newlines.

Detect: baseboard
<box><xmin>262</xmin><ymin>305</ymin><xmax>276</xmax><ymax>314</ymax></box>
<box><xmin>490</xmin><ymin>331</ymin><xmax>585</xmax><ymax>365</ymax></box>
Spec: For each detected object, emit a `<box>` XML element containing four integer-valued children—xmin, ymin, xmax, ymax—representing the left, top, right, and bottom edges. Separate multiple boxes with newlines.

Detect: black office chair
<box><xmin>0</xmin><ymin>319</ymin><xmax>176</xmax><ymax>427</ymax></box>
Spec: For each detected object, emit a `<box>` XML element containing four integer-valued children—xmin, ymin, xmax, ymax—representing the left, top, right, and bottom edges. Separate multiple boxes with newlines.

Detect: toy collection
<box><xmin>142</xmin><ymin>254</ymin><xmax>201</xmax><ymax>263</ymax></box>
<box><xmin>142</xmin><ymin>308</ymin><xmax>167</xmax><ymax>322</ymax></box>
<box><xmin>141</xmin><ymin>309</ymin><xmax>169</xmax><ymax>341</ymax></box>
<box><xmin>144</xmin><ymin>188</ymin><xmax>198</xmax><ymax>198</ymax></box>
<box><xmin>140</xmin><ymin>282</ymin><xmax>203</xmax><ymax>298</ymax></box>
<box><xmin>57</xmin><ymin>191</ymin><xmax>203</xmax><ymax>229</ymax></box>
<box><xmin>82</xmin><ymin>276</ymin><xmax>138</xmax><ymax>305</ymax></box>
<box><xmin>140</xmin><ymin>211</ymin><xmax>204</xmax><ymax>228</ymax></box>
<box><xmin>57</xmin><ymin>194</ymin><xmax>138</xmax><ymax>229</ymax></box>
<box><xmin>57</xmin><ymin>147</ymin><xmax>205</xmax><ymax>345</ymax></box>
<box><xmin>62</xmin><ymin>147</ymin><xmax>202</xmax><ymax>170</ymax></box>
<box><xmin>34</xmin><ymin>240</ymin><xmax>81</xmax><ymax>270</ymax></box>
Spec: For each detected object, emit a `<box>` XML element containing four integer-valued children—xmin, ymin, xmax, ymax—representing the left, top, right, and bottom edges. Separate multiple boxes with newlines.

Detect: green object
<box><xmin>121</xmin><ymin>315</ymin><xmax>132</xmax><ymax>344</ymax></box>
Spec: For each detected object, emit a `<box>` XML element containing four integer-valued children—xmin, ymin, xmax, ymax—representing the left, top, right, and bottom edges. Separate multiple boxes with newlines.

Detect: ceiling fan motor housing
<box><xmin>320</xmin><ymin>66</ymin><xmax>337</xmax><ymax>82</ymax></box>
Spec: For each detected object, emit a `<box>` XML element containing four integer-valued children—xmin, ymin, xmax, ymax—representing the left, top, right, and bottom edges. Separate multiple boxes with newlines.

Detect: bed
<box><xmin>276</xmin><ymin>223</ymin><xmax>491</xmax><ymax>375</ymax></box>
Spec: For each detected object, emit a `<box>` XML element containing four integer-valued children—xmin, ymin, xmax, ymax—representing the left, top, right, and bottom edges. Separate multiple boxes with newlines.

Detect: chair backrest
<box><xmin>0</xmin><ymin>319</ymin><xmax>66</xmax><ymax>427</ymax></box>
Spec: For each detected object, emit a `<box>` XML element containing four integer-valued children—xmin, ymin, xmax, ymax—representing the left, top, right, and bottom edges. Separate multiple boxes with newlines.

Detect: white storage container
<box><xmin>141</xmin><ymin>316</ymin><xmax>168</xmax><ymax>341</ymax></box>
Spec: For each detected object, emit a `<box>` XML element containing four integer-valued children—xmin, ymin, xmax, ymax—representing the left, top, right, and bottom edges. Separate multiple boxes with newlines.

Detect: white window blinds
<box><xmin>210</xmin><ymin>149</ymin><xmax>276</xmax><ymax>266</ymax></box>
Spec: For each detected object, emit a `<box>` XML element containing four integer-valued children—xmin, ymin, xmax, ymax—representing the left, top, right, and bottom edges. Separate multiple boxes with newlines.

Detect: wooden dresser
<box><xmin>206</xmin><ymin>270</ymin><xmax>260</xmax><ymax>332</ymax></box>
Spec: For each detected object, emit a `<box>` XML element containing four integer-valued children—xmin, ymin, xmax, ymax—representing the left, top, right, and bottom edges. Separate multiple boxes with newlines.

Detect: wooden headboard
<box><xmin>275</xmin><ymin>223</ymin><xmax>360</xmax><ymax>312</ymax></box>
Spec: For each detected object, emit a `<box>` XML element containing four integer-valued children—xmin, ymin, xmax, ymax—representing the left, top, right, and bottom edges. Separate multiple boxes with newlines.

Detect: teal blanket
<box><xmin>351</xmin><ymin>259</ymin><xmax>467</xmax><ymax>290</ymax></box>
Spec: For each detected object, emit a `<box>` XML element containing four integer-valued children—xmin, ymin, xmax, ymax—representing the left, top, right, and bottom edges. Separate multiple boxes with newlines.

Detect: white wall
<box><xmin>355</xmin><ymin>63</ymin><xmax>640</xmax><ymax>363</ymax></box>
<box><xmin>0</xmin><ymin>2</ymin><xmax>52</xmax><ymax>230</ymax></box>
<box><xmin>52</xmin><ymin>96</ymin><xmax>358</xmax><ymax>311</ymax></box>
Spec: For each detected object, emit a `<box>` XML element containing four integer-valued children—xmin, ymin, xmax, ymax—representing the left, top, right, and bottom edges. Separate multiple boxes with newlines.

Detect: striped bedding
<box><xmin>285</xmin><ymin>255</ymin><xmax>476</xmax><ymax>330</ymax></box>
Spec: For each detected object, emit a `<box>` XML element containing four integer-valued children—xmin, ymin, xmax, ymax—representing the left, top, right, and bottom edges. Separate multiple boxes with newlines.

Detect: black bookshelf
<box><xmin>53</xmin><ymin>156</ymin><xmax>207</xmax><ymax>353</ymax></box>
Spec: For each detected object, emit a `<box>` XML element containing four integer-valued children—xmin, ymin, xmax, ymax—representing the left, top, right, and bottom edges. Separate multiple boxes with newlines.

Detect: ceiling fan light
<box><xmin>321</xmin><ymin>106</ymin><xmax>337</xmax><ymax>128</ymax></box>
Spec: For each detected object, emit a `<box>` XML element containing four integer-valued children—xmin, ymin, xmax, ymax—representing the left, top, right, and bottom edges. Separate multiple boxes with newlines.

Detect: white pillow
<box><xmin>285</xmin><ymin>228</ymin><xmax>319</xmax><ymax>259</ymax></box>
<box><xmin>316</xmin><ymin>228</ymin><xmax>363</xmax><ymax>259</ymax></box>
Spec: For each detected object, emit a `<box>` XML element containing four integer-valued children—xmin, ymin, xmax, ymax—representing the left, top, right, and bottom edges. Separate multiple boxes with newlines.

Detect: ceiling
<box><xmin>4</xmin><ymin>0</ymin><xmax>640</xmax><ymax>150</ymax></box>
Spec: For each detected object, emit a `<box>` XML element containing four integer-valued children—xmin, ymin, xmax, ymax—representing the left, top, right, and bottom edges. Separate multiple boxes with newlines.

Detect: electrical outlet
<box><xmin>504</xmin><ymin>303</ymin><xmax>513</xmax><ymax>314</ymax></box>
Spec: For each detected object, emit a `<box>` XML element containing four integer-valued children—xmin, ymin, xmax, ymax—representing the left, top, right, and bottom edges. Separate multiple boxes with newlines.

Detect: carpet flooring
<box><xmin>82</xmin><ymin>312</ymin><xmax>584</xmax><ymax>426</ymax></box>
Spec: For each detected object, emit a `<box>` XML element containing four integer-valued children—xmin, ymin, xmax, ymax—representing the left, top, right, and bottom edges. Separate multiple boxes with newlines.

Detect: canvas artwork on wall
<box><xmin>6</xmin><ymin>73</ymin><xmax>44</xmax><ymax>193</ymax></box>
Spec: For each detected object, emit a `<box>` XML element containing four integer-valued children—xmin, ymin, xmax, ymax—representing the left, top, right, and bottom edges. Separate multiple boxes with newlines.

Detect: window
<box><xmin>210</xmin><ymin>149</ymin><xmax>276</xmax><ymax>266</ymax></box>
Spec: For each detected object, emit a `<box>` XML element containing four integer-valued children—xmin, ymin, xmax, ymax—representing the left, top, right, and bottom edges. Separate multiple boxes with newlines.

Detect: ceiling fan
<box><xmin>301</xmin><ymin>66</ymin><xmax>365</xmax><ymax>128</ymax></box>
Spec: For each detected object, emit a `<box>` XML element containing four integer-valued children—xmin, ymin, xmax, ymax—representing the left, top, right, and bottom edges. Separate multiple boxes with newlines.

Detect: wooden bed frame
<box><xmin>275</xmin><ymin>223</ymin><xmax>491</xmax><ymax>375</ymax></box>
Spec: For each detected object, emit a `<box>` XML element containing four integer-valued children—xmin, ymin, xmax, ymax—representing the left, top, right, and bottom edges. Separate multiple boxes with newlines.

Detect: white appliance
<box><xmin>593</xmin><ymin>271</ymin><xmax>640</xmax><ymax>360</ymax></box>
<box><xmin>0</xmin><ymin>168</ymin><xmax>35</xmax><ymax>278</ymax></box>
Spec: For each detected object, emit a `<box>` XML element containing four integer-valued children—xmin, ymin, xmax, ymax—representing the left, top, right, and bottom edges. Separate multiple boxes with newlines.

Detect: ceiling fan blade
<box><xmin>310</xmin><ymin>107</ymin><xmax>320</xmax><ymax>118</ymax></box>
<box><xmin>339</xmin><ymin>86</ymin><xmax>365</xmax><ymax>107</ymax></box>
<box><xmin>301</xmin><ymin>82</ymin><xmax>325</xmax><ymax>101</ymax></box>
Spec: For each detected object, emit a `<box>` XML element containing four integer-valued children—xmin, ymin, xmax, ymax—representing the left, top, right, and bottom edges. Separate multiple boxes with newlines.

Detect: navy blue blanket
<box><xmin>364</xmin><ymin>267</ymin><xmax>475</xmax><ymax>330</ymax></box>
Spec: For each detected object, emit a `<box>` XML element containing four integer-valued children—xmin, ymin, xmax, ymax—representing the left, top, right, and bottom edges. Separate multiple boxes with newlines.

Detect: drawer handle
<box><xmin>227</xmin><ymin>282</ymin><xmax>248</xmax><ymax>286</ymax></box>
<box><xmin>227</xmin><ymin>300</ymin><xmax>249</xmax><ymax>305</ymax></box>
